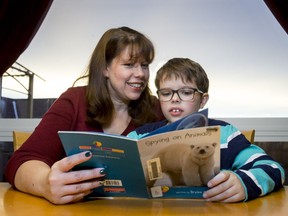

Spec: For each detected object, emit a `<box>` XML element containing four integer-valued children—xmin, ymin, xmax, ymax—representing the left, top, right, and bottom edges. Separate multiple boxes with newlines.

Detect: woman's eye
<box><xmin>161</xmin><ymin>92</ymin><xmax>172</xmax><ymax>96</ymax></box>
<box><xmin>124</xmin><ymin>63</ymin><xmax>133</xmax><ymax>67</ymax></box>
<box><xmin>141</xmin><ymin>64</ymin><xmax>149</xmax><ymax>69</ymax></box>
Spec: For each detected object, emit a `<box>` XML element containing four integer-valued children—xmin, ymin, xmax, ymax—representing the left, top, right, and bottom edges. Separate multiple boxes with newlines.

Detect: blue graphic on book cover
<box><xmin>59</xmin><ymin>132</ymin><xmax>149</xmax><ymax>198</ymax></box>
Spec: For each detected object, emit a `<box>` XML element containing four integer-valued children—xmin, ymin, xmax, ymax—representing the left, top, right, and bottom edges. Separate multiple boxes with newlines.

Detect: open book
<box><xmin>58</xmin><ymin>109</ymin><xmax>220</xmax><ymax>199</ymax></box>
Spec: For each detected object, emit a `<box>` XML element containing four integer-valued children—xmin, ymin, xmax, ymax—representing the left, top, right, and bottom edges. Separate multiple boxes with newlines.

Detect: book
<box><xmin>141</xmin><ymin>108</ymin><xmax>208</xmax><ymax>138</ymax></box>
<box><xmin>58</xmin><ymin>109</ymin><xmax>220</xmax><ymax>199</ymax></box>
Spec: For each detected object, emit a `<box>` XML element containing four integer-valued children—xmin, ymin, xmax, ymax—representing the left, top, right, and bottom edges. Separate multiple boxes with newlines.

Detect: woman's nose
<box><xmin>133</xmin><ymin>65</ymin><xmax>145</xmax><ymax>77</ymax></box>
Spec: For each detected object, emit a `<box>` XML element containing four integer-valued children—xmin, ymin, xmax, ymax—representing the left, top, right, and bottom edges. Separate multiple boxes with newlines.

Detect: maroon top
<box><xmin>5</xmin><ymin>86</ymin><xmax>163</xmax><ymax>185</ymax></box>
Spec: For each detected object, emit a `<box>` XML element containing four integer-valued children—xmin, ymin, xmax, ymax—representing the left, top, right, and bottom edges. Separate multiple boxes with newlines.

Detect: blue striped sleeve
<box><xmin>219</xmin><ymin>124</ymin><xmax>285</xmax><ymax>201</ymax></box>
<box><xmin>232</xmin><ymin>144</ymin><xmax>285</xmax><ymax>201</ymax></box>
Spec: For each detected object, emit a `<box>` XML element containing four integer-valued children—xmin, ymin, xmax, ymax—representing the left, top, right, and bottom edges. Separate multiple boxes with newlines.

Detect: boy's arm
<box><xmin>231</xmin><ymin>144</ymin><xmax>285</xmax><ymax>201</ymax></box>
<box><xmin>220</xmin><ymin>124</ymin><xmax>285</xmax><ymax>201</ymax></box>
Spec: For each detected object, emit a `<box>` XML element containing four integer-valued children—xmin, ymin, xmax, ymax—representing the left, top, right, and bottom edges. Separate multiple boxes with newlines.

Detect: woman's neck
<box><xmin>102</xmin><ymin>103</ymin><xmax>131</xmax><ymax>135</ymax></box>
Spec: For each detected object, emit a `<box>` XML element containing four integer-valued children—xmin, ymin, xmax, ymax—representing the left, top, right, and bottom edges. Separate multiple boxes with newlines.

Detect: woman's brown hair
<box><xmin>85</xmin><ymin>27</ymin><xmax>159</xmax><ymax>127</ymax></box>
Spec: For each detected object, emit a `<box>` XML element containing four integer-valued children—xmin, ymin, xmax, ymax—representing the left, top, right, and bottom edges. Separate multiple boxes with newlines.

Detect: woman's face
<box><xmin>104</xmin><ymin>47</ymin><xmax>150</xmax><ymax>105</ymax></box>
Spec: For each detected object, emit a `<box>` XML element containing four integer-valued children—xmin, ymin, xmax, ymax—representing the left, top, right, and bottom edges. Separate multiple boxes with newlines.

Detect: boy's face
<box><xmin>158</xmin><ymin>77</ymin><xmax>208</xmax><ymax>123</ymax></box>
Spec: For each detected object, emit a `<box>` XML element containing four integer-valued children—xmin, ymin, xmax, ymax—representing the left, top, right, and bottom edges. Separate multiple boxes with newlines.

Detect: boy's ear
<box><xmin>200</xmin><ymin>93</ymin><xmax>209</xmax><ymax>109</ymax></box>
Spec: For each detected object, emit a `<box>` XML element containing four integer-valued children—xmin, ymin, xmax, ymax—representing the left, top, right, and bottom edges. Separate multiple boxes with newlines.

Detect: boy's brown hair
<box><xmin>155</xmin><ymin>58</ymin><xmax>209</xmax><ymax>93</ymax></box>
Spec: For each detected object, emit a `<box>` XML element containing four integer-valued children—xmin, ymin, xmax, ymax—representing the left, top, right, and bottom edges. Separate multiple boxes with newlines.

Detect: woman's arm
<box><xmin>14</xmin><ymin>152</ymin><xmax>105</xmax><ymax>204</ymax></box>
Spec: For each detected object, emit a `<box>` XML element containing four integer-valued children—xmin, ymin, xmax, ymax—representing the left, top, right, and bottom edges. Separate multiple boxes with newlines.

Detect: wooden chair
<box><xmin>241</xmin><ymin>129</ymin><xmax>255</xmax><ymax>143</ymax></box>
<box><xmin>12</xmin><ymin>131</ymin><xmax>32</xmax><ymax>151</ymax></box>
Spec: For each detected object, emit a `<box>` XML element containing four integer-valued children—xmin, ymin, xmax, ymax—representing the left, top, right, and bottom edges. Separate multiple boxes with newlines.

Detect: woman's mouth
<box><xmin>127</xmin><ymin>81</ymin><xmax>145</xmax><ymax>90</ymax></box>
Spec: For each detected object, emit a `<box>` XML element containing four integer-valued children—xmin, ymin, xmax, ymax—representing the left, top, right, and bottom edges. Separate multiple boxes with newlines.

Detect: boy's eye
<box><xmin>179</xmin><ymin>89</ymin><xmax>194</xmax><ymax>96</ymax></box>
<box><xmin>160</xmin><ymin>91</ymin><xmax>172</xmax><ymax>97</ymax></box>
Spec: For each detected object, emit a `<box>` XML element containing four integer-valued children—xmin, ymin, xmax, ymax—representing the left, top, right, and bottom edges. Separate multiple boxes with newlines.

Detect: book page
<box><xmin>137</xmin><ymin>126</ymin><xmax>220</xmax><ymax>198</ymax></box>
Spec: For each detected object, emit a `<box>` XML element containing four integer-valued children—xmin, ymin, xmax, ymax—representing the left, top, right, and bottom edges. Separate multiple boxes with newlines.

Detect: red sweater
<box><xmin>5</xmin><ymin>86</ymin><xmax>163</xmax><ymax>185</ymax></box>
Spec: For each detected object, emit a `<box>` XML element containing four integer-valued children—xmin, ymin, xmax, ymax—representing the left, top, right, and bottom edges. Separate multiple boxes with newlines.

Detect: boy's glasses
<box><xmin>157</xmin><ymin>87</ymin><xmax>204</xmax><ymax>102</ymax></box>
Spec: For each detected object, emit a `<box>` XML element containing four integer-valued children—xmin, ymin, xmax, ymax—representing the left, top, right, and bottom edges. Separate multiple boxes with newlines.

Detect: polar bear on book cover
<box><xmin>150</xmin><ymin>142</ymin><xmax>217</xmax><ymax>187</ymax></box>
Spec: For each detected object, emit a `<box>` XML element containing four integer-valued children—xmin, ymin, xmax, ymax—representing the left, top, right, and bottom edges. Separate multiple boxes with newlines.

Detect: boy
<box><xmin>128</xmin><ymin>58</ymin><xmax>284</xmax><ymax>202</ymax></box>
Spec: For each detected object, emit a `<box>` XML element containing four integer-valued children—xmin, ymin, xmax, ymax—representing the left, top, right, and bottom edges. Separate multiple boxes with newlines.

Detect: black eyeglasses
<box><xmin>156</xmin><ymin>87</ymin><xmax>204</xmax><ymax>102</ymax></box>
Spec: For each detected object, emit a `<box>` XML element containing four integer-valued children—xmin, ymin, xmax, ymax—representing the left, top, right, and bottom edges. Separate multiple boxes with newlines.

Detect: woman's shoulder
<box><xmin>63</xmin><ymin>86</ymin><xmax>87</xmax><ymax>96</ymax></box>
<box><xmin>57</xmin><ymin>86</ymin><xmax>87</xmax><ymax>101</ymax></box>
<box><xmin>54</xmin><ymin>86</ymin><xmax>87</xmax><ymax>108</ymax></box>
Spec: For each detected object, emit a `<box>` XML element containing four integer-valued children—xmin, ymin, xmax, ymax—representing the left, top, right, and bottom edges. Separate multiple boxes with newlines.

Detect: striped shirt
<box><xmin>128</xmin><ymin>118</ymin><xmax>285</xmax><ymax>201</ymax></box>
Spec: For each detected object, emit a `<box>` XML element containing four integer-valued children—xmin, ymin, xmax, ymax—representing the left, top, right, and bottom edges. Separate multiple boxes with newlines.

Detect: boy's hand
<box><xmin>203</xmin><ymin>171</ymin><xmax>245</xmax><ymax>203</ymax></box>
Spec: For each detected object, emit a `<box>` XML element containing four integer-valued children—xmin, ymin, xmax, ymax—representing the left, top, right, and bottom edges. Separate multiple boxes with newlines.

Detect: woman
<box><xmin>5</xmin><ymin>27</ymin><xmax>164</xmax><ymax>204</ymax></box>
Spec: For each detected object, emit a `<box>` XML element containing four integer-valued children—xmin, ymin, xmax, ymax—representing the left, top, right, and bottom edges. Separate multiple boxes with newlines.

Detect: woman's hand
<box><xmin>44</xmin><ymin>151</ymin><xmax>105</xmax><ymax>204</ymax></box>
<box><xmin>15</xmin><ymin>151</ymin><xmax>105</xmax><ymax>205</ymax></box>
<box><xmin>203</xmin><ymin>171</ymin><xmax>246</xmax><ymax>203</ymax></box>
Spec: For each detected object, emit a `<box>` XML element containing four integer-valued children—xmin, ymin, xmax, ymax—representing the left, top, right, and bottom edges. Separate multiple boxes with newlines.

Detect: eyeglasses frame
<box><xmin>156</xmin><ymin>87</ymin><xmax>204</xmax><ymax>102</ymax></box>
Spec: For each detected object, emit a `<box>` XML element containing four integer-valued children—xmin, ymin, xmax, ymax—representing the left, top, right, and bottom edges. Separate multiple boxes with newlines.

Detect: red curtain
<box><xmin>264</xmin><ymin>0</ymin><xmax>288</xmax><ymax>34</ymax></box>
<box><xmin>0</xmin><ymin>0</ymin><xmax>53</xmax><ymax>76</ymax></box>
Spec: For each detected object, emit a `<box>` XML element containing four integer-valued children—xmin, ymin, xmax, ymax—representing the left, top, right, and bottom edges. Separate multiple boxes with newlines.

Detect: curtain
<box><xmin>264</xmin><ymin>0</ymin><xmax>288</xmax><ymax>34</ymax></box>
<box><xmin>0</xmin><ymin>0</ymin><xmax>53</xmax><ymax>76</ymax></box>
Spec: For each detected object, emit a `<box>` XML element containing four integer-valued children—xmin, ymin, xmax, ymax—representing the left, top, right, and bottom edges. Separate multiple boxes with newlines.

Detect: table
<box><xmin>0</xmin><ymin>183</ymin><xmax>287</xmax><ymax>216</ymax></box>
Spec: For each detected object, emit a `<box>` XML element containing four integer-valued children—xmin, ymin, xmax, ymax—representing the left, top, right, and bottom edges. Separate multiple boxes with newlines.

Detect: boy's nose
<box><xmin>171</xmin><ymin>92</ymin><xmax>181</xmax><ymax>102</ymax></box>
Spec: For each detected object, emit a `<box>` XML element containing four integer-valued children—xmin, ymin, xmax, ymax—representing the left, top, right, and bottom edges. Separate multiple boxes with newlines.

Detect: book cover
<box><xmin>58</xmin><ymin>132</ymin><xmax>149</xmax><ymax>198</ymax></box>
<box><xmin>58</xmin><ymin>110</ymin><xmax>220</xmax><ymax>199</ymax></box>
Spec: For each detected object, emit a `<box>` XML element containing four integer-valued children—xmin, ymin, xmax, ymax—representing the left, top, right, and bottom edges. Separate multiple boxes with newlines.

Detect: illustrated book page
<box><xmin>137</xmin><ymin>126</ymin><xmax>220</xmax><ymax>198</ymax></box>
